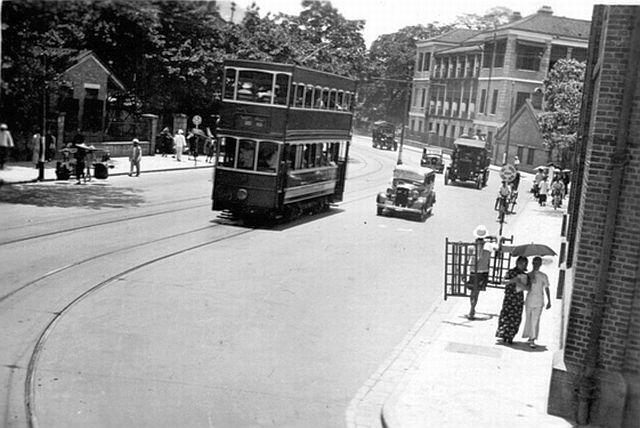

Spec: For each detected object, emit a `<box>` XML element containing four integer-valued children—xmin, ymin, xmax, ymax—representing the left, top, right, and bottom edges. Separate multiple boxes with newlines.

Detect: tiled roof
<box><xmin>424</xmin><ymin>28</ymin><xmax>480</xmax><ymax>44</ymax></box>
<box><xmin>494</xmin><ymin>13</ymin><xmax>590</xmax><ymax>39</ymax></box>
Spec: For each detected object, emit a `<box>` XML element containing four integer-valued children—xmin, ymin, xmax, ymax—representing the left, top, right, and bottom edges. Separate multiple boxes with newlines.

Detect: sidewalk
<box><xmin>0</xmin><ymin>154</ymin><xmax>213</xmax><ymax>185</ymax></box>
<box><xmin>381</xmin><ymin>185</ymin><xmax>573</xmax><ymax>427</ymax></box>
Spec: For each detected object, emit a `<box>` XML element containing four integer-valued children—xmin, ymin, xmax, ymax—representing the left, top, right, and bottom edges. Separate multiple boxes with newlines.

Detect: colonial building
<box><xmin>549</xmin><ymin>6</ymin><xmax>640</xmax><ymax>427</ymax></box>
<box><xmin>410</xmin><ymin>6</ymin><xmax>590</xmax><ymax>166</ymax></box>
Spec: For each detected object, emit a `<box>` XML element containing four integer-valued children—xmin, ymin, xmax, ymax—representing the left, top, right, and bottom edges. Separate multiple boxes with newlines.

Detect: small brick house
<box><xmin>548</xmin><ymin>5</ymin><xmax>640</xmax><ymax>427</ymax></box>
<box><xmin>493</xmin><ymin>99</ymin><xmax>550</xmax><ymax>172</ymax></box>
<box><xmin>58</xmin><ymin>50</ymin><xmax>126</xmax><ymax>137</ymax></box>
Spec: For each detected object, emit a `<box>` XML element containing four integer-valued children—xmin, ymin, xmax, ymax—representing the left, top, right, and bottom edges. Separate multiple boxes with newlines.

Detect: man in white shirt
<box><xmin>523</xmin><ymin>256</ymin><xmax>551</xmax><ymax>348</ymax></box>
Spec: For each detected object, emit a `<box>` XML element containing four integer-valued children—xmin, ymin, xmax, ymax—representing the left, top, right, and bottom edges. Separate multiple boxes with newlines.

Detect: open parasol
<box><xmin>501</xmin><ymin>243</ymin><xmax>557</xmax><ymax>257</ymax></box>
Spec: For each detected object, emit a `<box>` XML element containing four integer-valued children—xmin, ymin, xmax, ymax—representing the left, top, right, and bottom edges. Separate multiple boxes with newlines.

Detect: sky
<box><xmin>245</xmin><ymin>0</ymin><xmax>639</xmax><ymax>47</ymax></box>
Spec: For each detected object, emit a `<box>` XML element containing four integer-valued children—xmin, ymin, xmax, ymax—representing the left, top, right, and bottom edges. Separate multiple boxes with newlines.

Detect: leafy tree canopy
<box><xmin>537</xmin><ymin>58</ymin><xmax>586</xmax><ymax>166</ymax></box>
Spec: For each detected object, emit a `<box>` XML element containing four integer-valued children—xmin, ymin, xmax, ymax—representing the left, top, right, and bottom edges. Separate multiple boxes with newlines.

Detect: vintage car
<box><xmin>444</xmin><ymin>136</ymin><xmax>491</xmax><ymax>189</ymax></box>
<box><xmin>376</xmin><ymin>164</ymin><xmax>436</xmax><ymax>222</ymax></box>
<box><xmin>421</xmin><ymin>148</ymin><xmax>445</xmax><ymax>173</ymax></box>
<box><xmin>371</xmin><ymin>120</ymin><xmax>398</xmax><ymax>151</ymax></box>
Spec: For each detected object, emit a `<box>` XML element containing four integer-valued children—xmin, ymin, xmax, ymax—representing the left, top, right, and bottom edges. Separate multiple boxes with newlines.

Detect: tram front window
<box><xmin>238</xmin><ymin>139</ymin><xmax>256</xmax><ymax>170</ymax></box>
<box><xmin>220</xmin><ymin>137</ymin><xmax>237</xmax><ymax>167</ymax></box>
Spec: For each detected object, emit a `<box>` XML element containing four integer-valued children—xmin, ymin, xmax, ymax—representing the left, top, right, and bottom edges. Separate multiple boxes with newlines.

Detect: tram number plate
<box><xmin>236</xmin><ymin>114</ymin><xmax>269</xmax><ymax>131</ymax></box>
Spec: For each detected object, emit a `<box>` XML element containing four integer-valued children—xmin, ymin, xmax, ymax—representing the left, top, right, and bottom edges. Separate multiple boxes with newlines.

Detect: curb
<box><xmin>0</xmin><ymin>163</ymin><xmax>214</xmax><ymax>186</ymax></box>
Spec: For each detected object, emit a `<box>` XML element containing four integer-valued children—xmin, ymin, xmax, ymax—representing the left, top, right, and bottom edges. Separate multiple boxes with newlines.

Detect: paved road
<box><xmin>0</xmin><ymin>136</ymin><xmax>510</xmax><ymax>427</ymax></box>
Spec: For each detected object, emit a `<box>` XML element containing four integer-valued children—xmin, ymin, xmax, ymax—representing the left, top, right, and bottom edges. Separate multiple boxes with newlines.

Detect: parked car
<box><xmin>376</xmin><ymin>165</ymin><xmax>436</xmax><ymax>222</ymax></box>
<box><xmin>444</xmin><ymin>136</ymin><xmax>491</xmax><ymax>189</ymax></box>
<box><xmin>371</xmin><ymin>120</ymin><xmax>398</xmax><ymax>151</ymax></box>
<box><xmin>421</xmin><ymin>148</ymin><xmax>445</xmax><ymax>173</ymax></box>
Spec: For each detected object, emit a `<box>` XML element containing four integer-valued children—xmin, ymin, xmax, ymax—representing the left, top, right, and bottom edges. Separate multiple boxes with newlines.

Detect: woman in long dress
<box><xmin>495</xmin><ymin>256</ymin><xmax>528</xmax><ymax>344</ymax></box>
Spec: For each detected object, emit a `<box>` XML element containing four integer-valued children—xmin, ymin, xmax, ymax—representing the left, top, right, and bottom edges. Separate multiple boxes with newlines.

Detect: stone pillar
<box><xmin>57</xmin><ymin>113</ymin><xmax>66</xmax><ymax>148</ymax></box>
<box><xmin>142</xmin><ymin>113</ymin><xmax>158</xmax><ymax>155</ymax></box>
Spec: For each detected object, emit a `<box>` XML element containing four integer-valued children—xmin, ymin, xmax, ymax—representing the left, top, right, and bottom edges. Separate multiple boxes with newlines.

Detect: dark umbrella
<box><xmin>501</xmin><ymin>243</ymin><xmax>557</xmax><ymax>257</ymax></box>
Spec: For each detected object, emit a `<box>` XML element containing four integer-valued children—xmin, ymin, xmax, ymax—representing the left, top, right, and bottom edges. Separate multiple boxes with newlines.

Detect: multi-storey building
<box><xmin>409</xmin><ymin>6</ymin><xmax>590</xmax><ymax>165</ymax></box>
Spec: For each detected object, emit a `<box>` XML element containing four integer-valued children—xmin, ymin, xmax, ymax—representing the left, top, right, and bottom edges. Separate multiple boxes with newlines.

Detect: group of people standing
<box><xmin>466</xmin><ymin>225</ymin><xmax>552</xmax><ymax>349</ymax></box>
<box><xmin>157</xmin><ymin>116</ymin><xmax>219</xmax><ymax>163</ymax></box>
<box><xmin>532</xmin><ymin>167</ymin><xmax>569</xmax><ymax>207</ymax></box>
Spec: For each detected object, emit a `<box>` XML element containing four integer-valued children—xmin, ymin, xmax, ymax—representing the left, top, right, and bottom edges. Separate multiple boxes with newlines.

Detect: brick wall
<box><xmin>549</xmin><ymin>5</ymin><xmax>640</xmax><ymax>426</ymax></box>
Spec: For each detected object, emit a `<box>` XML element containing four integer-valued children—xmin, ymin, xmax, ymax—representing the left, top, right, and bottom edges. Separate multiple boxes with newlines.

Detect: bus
<box><xmin>212</xmin><ymin>60</ymin><xmax>357</xmax><ymax>221</ymax></box>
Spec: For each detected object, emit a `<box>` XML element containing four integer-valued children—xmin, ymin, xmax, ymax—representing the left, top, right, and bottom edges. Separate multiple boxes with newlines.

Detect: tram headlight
<box><xmin>237</xmin><ymin>188</ymin><xmax>248</xmax><ymax>201</ymax></box>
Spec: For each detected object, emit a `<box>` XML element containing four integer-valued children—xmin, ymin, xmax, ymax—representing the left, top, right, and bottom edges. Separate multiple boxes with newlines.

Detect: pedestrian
<box><xmin>186</xmin><ymin>130</ymin><xmax>198</xmax><ymax>162</ymax></box>
<box><xmin>158</xmin><ymin>127</ymin><xmax>172</xmax><ymax>157</ymax></box>
<box><xmin>533</xmin><ymin>168</ymin><xmax>544</xmax><ymax>197</ymax></box>
<box><xmin>45</xmin><ymin>130</ymin><xmax>57</xmax><ymax>162</ymax></box>
<box><xmin>31</xmin><ymin>130</ymin><xmax>46</xmax><ymax>181</ymax></box>
<box><xmin>538</xmin><ymin>177</ymin><xmax>549</xmax><ymax>206</ymax></box>
<box><xmin>513</xmin><ymin>155</ymin><xmax>520</xmax><ymax>168</ymax></box>
<box><xmin>523</xmin><ymin>256</ymin><xmax>551</xmax><ymax>348</ymax></box>
<box><xmin>0</xmin><ymin>123</ymin><xmax>14</xmax><ymax>170</ymax></box>
<box><xmin>73</xmin><ymin>142</ymin><xmax>87</xmax><ymax>184</ymax></box>
<box><xmin>511</xmin><ymin>168</ymin><xmax>521</xmax><ymax>192</ymax></box>
<box><xmin>129</xmin><ymin>138</ymin><xmax>142</xmax><ymax>177</ymax></box>
<box><xmin>173</xmin><ymin>129</ymin><xmax>185</xmax><ymax>162</ymax></box>
<box><xmin>85</xmin><ymin>145</ymin><xmax>94</xmax><ymax>182</ymax></box>
<box><xmin>495</xmin><ymin>256</ymin><xmax>528</xmax><ymax>344</ymax></box>
<box><xmin>204</xmin><ymin>135</ymin><xmax>214</xmax><ymax>163</ymax></box>
<box><xmin>465</xmin><ymin>225</ymin><xmax>495</xmax><ymax>320</ymax></box>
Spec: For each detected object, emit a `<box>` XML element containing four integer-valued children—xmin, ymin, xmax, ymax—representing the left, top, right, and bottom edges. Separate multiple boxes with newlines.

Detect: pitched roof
<box><xmin>424</xmin><ymin>28</ymin><xmax>480</xmax><ymax>44</ymax></box>
<box><xmin>491</xmin><ymin>12</ymin><xmax>590</xmax><ymax>39</ymax></box>
<box><xmin>496</xmin><ymin>99</ymin><xmax>543</xmax><ymax>141</ymax></box>
<box><xmin>62</xmin><ymin>50</ymin><xmax>126</xmax><ymax>91</ymax></box>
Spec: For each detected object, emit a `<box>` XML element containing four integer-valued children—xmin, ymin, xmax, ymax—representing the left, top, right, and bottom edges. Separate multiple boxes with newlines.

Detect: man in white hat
<box><xmin>466</xmin><ymin>224</ymin><xmax>495</xmax><ymax>319</ymax></box>
<box><xmin>129</xmin><ymin>138</ymin><xmax>142</xmax><ymax>177</ymax></box>
<box><xmin>173</xmin><ymin>129</ymin><xmax>186</xmax><ymax>162</ymax></box>
<box><xmin>0</xmin><ymin>123</ymin><xmax>15</xmax><ymax>170</ymax></box>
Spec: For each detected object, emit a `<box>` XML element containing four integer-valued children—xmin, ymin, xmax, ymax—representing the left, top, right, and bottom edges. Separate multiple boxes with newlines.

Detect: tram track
<box><xmin>22</xmin><ymin>225</ymin><xmax>255</xmax><ymax>428</ymax></box>
<box><xmin>4</xmin><ymin>141</ymin><xmax>395</xmax><ymax>427</ymax></box>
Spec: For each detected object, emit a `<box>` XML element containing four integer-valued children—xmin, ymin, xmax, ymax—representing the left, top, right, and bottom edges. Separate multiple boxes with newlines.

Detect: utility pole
<box><xmin>503</xmin><ymin>81</ymin><xmax>515</xmax><ymax>165</ymax></box>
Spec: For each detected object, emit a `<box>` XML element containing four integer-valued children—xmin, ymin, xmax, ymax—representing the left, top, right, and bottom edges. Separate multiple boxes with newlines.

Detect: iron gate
<box><xmin>444</xmin><ymin>236</ymin><xmax>513</xmax><ymax>300</ymax></box>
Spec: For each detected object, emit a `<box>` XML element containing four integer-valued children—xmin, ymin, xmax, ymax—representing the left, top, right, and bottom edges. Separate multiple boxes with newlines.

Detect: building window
<box><xmin>428</xmin><ymin>121</ymin><xmax>433</xmax><ymax>131</ymax></box>
<box><xmin>435</xmin><ymin>123</ymin><xmax>440</xmax><ymax>135</ymax></box>
<box><xmin>411</xmin><ymin>119</ymin><xmax>416</xmax><ymax>131</ymax></box>
<box><xmin>527</xmin><ymin>147</ymin><xmax>535</xmax><ymax>164</ymax></box>
<box><xmin>451</xmin><ymin>125</ymin><xmax>456</xmax><ymax>137</ymax></box>
<box><xmin>487</xmin><ymin>131</ymin><xmax>493</xmax><ymax>145</ymax></box>
<box><xmin>443</xmin><ymin>124</ymin><xmax>448</xmax><ymax>137</ymax></box>
<box><xmin>479</xmin><ymin>89</ymin><xmax>487</xmax><ymax>113</ymax></box>
<box><xmin>423</xmin><ymin>53</ymin><xmax>431</xmax><ymax>71</ymax></box>
<box><xmin>421</xmin><ymin>88</ymin><xmax>426</xmax><ymax>107</ymax></box>
<box><xmin>418</xmin><ymin>120</ymin><xmax>423</xmax><ymax>132</ymax></box>
<box><xmin>549</xmin><ymin>45</ymin><xmax>568</xmax><ymax>71</ymax></box>
<box><xmin>443</xmin><ymin>58</ymin><xmax>449</xmax><ymax>78</ymax></box>
<box><xmin>490</xmin><ymin>89</ymin><xmax>498</xmax><ymax>114</ymax></box>
<box><xmin>571</xmin><ymin>47</ymin><xmax>587</xmax><ymax>63</ymax></box>
<box><xmin>516</xmin><ymin>41</ymin><xmax>545</xmax><ymax>71</ymax></box>
<box><xmin>515</xmin><ymin>92</ymin><xmax>530</xmax><ymax>112</ymax></box>
<box><xmin>482</xmin><ymin>39</ymin><xmax>507</xmax><ymax>68</ymax></box>
<box><xmin>417</xmin><ymin>52</ymin><xmax>424</xmax><ymax>72</ymax></box>
<box><xmin>517</xmin><ymin>146</ymin><xmax>524</xmax><ymax>160</ymax></box>
<box><xmin>413</xmin><ymin>88</ymin><xmax>419</xmax><ymax>106</ymax></box>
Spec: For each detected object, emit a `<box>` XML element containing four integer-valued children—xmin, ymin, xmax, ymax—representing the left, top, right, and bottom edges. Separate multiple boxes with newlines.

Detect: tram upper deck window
<box><xmin>274</xmin><ymin>73</ymin><xmax>290</xmax><ymax>105</ymax></box>
<box><xmin>257</xmin><ymin>141</ymin><xmax>279</xmax><ymax>173</ymax></box>
<box><xmin>293</xmin><ymin>84</ymin><xmax>305</xmax><ymax>107</ymax></box>
<box><xmin>224</xmin><ymin>68</ymin><xmax>237</xmax><ymax>100</ymax></box>
<box><xmin>237</xmin><ymin>70</ymin><xmax>273</xmax><ymax>103</ymax></box>
<box><xmin>304</xmin><ymin>85</ymin><xmax>314</xmax><ymax>108</ymax></box>
<box><xmin>220</xmin><ymin>137</ymin><xmax>237</xmax><ymax>167</ymax></box>
<box><xmin>238</xmin><ymin>139</ymin><xmax>256</xmax><ymax>170</ymax></box>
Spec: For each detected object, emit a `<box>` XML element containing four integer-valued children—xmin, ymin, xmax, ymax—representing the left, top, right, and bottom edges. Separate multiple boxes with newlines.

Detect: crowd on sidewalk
<box><xmin>0</xmin><ymin>118</ymin><xmax>222</xmax><ymax>184</ymax></box>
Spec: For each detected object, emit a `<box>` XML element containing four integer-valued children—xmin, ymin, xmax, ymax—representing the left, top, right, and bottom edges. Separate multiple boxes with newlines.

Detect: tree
<box><xmin>537</xmin><ymin>58</ymin><xmax>586</xmax><ymax>168</ymax></box>
<box><xmin>358</xmin><ymin>24</ymin><xmax>450</xmax><ymax>125</ymax></box>
<box><xmin>454</xmin><ymin>6</ymin><xmax>514</xmax><ymax>30</ymax></box>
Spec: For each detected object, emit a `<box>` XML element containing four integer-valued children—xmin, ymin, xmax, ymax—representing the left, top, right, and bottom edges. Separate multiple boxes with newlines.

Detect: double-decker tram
<box><xmin>212</xmin><ymin>60</ymin><xmax>356</xmax><ymax>221</ymax></box>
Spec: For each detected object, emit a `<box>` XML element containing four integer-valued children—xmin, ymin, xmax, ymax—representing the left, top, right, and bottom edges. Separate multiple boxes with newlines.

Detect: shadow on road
<box><xmin>0</xmin><ymin>183</ymin><xmax>145</xmax><ymax>209</ymax></box>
